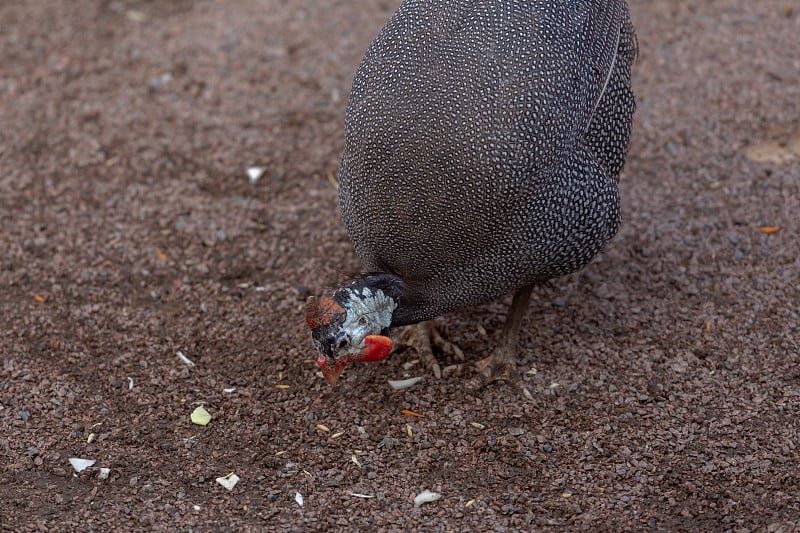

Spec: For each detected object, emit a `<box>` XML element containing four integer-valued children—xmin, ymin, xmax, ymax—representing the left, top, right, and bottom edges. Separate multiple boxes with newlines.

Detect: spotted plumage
<box><xmin>307</xmin><ymin>0</ymin><xmax>636</xmax><ymax>385</ymax></box>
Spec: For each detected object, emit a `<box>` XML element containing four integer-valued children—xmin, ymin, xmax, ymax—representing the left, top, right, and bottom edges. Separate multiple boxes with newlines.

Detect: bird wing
<box><xmin>570</xmin><ymin>0</ymin><xmax>627</xmax><ymax>127</ymax></box>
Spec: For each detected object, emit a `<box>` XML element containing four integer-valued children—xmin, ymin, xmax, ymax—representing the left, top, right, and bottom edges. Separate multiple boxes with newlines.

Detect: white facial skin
<box><xmin>334</xmin><ymin>287</ymin><xmax>397</xmax><ymax>358</ymax></box>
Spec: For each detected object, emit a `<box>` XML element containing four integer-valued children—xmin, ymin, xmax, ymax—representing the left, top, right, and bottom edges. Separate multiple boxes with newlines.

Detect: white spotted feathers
<box><xmin>337</xmin><ymin>0</ymin><xmax>636</xmax><ymax>323</ymax></box>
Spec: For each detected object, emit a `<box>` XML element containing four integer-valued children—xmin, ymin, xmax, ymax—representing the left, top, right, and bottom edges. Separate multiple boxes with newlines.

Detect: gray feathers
<box><xmin>338</xmin><ymin>0</ymin><xmax>636</xmax><ymax>323</ymax></box>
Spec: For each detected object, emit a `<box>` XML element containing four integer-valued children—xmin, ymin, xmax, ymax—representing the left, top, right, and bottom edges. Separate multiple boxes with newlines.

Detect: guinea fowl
<box><xmin>306</xmin><ymin>0</ymin><xmax>636</xmax><ymax>385</ymax></box>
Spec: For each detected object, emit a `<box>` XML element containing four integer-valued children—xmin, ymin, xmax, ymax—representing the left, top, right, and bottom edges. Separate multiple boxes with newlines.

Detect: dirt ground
<box><xmin>1</xmin><ymin>0</ymin><xmax>799</xmax><ymax>531</ymax></box>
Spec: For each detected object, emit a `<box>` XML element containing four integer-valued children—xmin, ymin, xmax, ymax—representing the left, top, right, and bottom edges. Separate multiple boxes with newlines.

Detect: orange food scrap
<box><xmin>758</xmin><ymin>226</ymin><xmax>780</xmax><ymax>234</ymax></box>
<box><xmin>156</xmin><ymin>249</ymin><xmax>167</xmax><ymax>260</ymax></box>
<box><xmin>401</xmin><ymin>409</ymin><xmax>424</xmax><ymax>417</ymax></box>
<box><xmin>32</xmin><ymin>293</ymin><xmax>45</xmax><ymax>303</ymax></box>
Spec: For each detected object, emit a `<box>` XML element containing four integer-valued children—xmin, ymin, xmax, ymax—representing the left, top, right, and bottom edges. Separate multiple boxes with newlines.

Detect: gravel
<box><xmin>1</xmin><ymin>0</ymin><xmax>799</xmax><ymax>530</ymax></box>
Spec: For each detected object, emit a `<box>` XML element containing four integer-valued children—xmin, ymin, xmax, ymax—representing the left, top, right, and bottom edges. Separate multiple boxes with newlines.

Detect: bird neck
<box><xmin>336</xmin><ymin>273</ymin><xmax>432</xmax><ymax>328</ymax></box>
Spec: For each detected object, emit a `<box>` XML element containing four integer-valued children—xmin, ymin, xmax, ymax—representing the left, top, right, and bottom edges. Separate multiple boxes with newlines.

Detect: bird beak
<box><xmin>316</xmin><ymin>335</ymin><xmax>393</xmax><ymax>386</ymax></box>
<box><xmin>317</xmin><ymin>355</ymin><xmax>346</xmax><ymax>385</ymax></box>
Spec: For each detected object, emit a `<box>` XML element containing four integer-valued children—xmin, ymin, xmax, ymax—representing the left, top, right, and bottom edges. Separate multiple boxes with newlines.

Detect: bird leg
<box><xmin>475</xmin><ymin>285</ymin><xmax>534</xmax><ymax>384</ymax></box>
<box><xmin>394</xmin><ymin>321</ymin><xmax>465</xmax><ymax>379</ymax></box>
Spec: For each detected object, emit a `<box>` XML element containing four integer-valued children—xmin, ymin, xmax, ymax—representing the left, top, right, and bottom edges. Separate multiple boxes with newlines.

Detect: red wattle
<box><xmin>360</xmin><ymin>335</ymin><xmax>393</xmax><ymax>362</ymax></box>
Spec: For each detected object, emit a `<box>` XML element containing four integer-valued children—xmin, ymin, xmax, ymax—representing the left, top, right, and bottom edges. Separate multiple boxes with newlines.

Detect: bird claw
<box><xmin>463</xmin><ymin>349</ymin><xmax>522</xmax><ymax>394</ymax></box>
<box><xmin>475</xmin><ymin>352</ymin><xmax>517</xmax><ymax>382</ymax></box>
<box><xmin>393</xmin><ymin>322</ymin><xmax>527</xmax><ymax>399</ymax></box>
<box><xmin>394</xmin><ymin>322</ymin><xmax>465</xmax><ymax>379</ymax></box>
<box><xmin>429</xmin><ymin>325</ymin><xmax>465</xmax><ymax>362</ymax></box>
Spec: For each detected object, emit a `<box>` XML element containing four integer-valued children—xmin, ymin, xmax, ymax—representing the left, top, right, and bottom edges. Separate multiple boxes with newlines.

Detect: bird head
<box><xmin>305</xmin><ymin>285</ymin><xmax>397</xmax><ymax>385</ymax></box>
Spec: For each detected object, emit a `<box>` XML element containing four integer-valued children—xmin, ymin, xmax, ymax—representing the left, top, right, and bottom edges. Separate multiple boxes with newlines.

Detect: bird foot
<box><xmin>394</xmin><ymin>322</ymin><xmax>465</xmax><ymax>379</ymax></box>
<box><xmin>476</xmin><ymin>348</ymin><xmax>520</xmax><ymax>384</ymax></box>
<box><xmin>462</xmin><ymin>285</ymin><xmax>534</xmax><ymax>395</ymax></box>
<box><xmin>459</xmin><ymin>349</ymin><xmax>523</xmax><ymax>394</ymax></box>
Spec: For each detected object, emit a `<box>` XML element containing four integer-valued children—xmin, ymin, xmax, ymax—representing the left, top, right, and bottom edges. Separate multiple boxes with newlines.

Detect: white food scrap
<box><xmin>414</xmin><ymin>489</ymin><xmax>442</xmax><ymax>506</ymax></box>
<box><xmin>215</xmin><ymin>472</ymin><xmax>240</xmax><ymax>491</ymax></box>
<box><xmin>387</xmin><ymin>377</ymin><xmax>424</xmax><ymax>390</ymax></box>
<box><xmin>125</xmin><ymin>9</ymin><xmax>146</xmax><ymax>22</ymax></box>
<box><xmin>247</xmin><ymin>167</ymin><xmax>266</xmax><ymax>185</ymax></box>
<box><xmin>68</xmin><ymin>458</ymin><xmax>96</xmax><ymax>473</ymax></box>
<box><xmin>177</xmin><ymin>351</ymin><xmax>196</xmax><ymax>367</ymax></box>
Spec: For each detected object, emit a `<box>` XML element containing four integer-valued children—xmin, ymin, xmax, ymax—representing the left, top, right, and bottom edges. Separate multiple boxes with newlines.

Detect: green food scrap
<box><xmin>191</xmin><ymin>406</ymin><xmax>212</xmax><ymax>426</ymax></box>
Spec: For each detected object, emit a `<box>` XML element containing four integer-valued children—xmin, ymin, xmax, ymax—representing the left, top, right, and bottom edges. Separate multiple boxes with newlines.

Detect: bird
<box><xmin>306</xmin><ymin>0</ymin><xmax>637</xmax><ymax>386</ymax></box>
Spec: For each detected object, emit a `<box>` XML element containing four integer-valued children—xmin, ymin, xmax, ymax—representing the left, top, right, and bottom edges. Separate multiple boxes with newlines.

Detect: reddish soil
<box><xmin>2</xmin><ymin>1</ymin><xmax>799</xmax><ymax>531</ymax></box>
